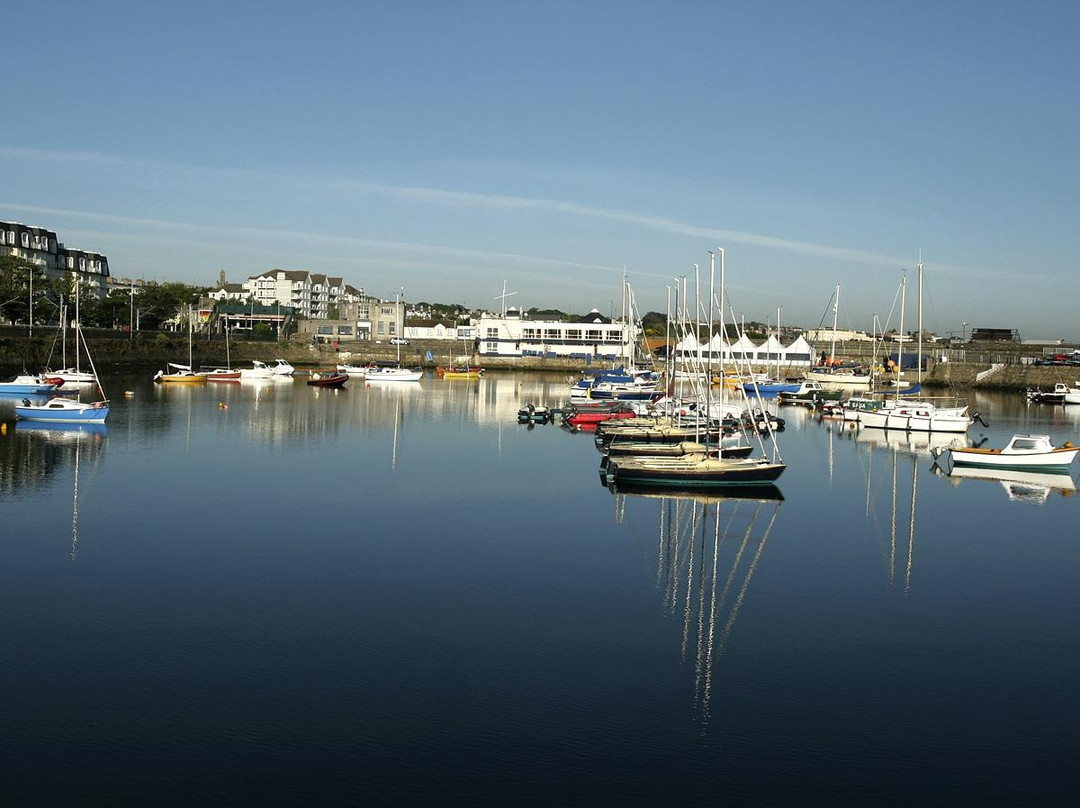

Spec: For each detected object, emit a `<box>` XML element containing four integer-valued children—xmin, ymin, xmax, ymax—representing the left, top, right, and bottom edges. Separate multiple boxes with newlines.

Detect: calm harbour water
<box><xmin>1</xmin><ymin>372</ymin><xmax>1078</xmax><ymax>806</ymax></box>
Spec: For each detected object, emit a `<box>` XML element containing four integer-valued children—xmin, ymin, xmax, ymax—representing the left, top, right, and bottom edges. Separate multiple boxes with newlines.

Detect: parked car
<box><xmin>390</xmin><ymin>337</ymin><xmax>409</xmax><ymax>345</ymax></box>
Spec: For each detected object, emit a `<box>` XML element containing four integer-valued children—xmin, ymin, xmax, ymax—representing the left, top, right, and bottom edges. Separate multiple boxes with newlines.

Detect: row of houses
<box><xmin>0</xmin><ymin>219</ymin><xmax>111</xmax><ymax>295</ymax></box>
<box><xmin>210</xmin><ymin>269</ymin><xmax>364</xmax><ymax>321</ymax></box>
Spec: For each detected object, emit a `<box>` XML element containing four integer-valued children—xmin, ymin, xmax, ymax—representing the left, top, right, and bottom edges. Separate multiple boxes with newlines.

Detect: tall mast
<box><xmin>75</xmin><ymin>276</ymin><xmax>81</xmax><ymax>375</ymax></box>
<box><xmin>916</xmin><ymin>251</ymin><xmax>924</xmax><ymax>387</ymax></box>
<box><xmin>830</xmin><ymin>282</ymin><xmax>840</xmax><ymax>364</ymax></box>
<box><xmin>717</xmin><ymin>248</ymin><xmax>725</xmax><ymax>424</ymax></box>
<box><xmin>896</xmin><ymin>273</ymin><xmax>906</xmax><ymax>400</ymax></box>
<box><xmin>708</xmin><ymin>252</ymin><xmax>716</xmax><ymax>420</ymax></box>
<box><xmin>775</xmin><ymin>305</ymin><xmax>782</xmax><ymax>379</ymax></box>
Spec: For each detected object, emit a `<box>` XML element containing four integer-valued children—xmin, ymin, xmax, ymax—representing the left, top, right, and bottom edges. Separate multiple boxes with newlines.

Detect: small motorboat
<box><xmin>0</xmin><ymin>375</ymin><xmax>62</xmax><ymax>396</ymax></box>
<box><xmin>933</xmin><ymin>433</ymin><xmax>1080</xmax><ymax>473</ymax></box>
<box><xmin>307</xmin><ymin>371</ymin><xmax>348</xmax><ymax>388</ymax></box>
<box><xmin>564</xmin><ymin>407</ymin><xmax>637</xmax><ymax>429</ymax></box>
<box><xmin>517</xmin><ymin>405</ymin><xmax>551</xmax><ymax>424</ymax></box>
<box><xmin>239</xmin><ymin>361</ymin><xmax>275</xmax><ymax>380</ymax></box>
<box><xmin>1025</xmin><ymin>383</ymin><xmax>1069</xmax><ymax>404</ymax></box>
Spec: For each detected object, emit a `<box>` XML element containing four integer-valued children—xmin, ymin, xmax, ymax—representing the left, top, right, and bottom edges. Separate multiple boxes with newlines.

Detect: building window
<box><xmin>485</xmin><ymin>341</ymin><xmax>498</xmax><ymax>353</ymax></box>
<box><xmin>486</xmin><ymin>328</ymin><xmax>499</xmax><ymax>338</ymax></box>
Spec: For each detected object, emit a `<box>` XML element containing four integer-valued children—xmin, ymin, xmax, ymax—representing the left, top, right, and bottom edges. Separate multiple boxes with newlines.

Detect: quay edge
<box><xmin>3</xmin><ymin>331</ymin><xmax>1079</xmax><ymax>392</ymax></box>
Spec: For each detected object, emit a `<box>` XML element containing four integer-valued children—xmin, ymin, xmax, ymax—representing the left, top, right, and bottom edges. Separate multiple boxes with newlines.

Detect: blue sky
<box><xmin>3</xmin><ymin>1</ymin><xmax>1079</xmax><ymax>339</ymax></box>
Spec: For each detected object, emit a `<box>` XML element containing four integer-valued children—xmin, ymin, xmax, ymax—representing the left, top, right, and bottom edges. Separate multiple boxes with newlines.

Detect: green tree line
<box><xmin>0</xmin><ymin>255</ymin><xmax>207</xmax><ymax>331</ymax></box>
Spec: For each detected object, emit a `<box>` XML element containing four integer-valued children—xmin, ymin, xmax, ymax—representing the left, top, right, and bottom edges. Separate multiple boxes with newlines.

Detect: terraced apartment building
<box><xmin>0</xmin><ymin>219</ymin><xmax>111</xmax><ymax>296</ymax></box>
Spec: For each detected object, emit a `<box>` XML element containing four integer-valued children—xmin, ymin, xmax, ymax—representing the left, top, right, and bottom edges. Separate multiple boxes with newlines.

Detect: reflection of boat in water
<box><xmin>932</xmin><ymin>464</ymin><xmax>1077</xmax><ymax>504</ymax></box>
<box><xmin>854</xmin><ymin>426</ymin><xmax>970</xmax><ymax>458</ymax></box>
<box><xmin>607</xmin><ymin>479</ymin><xmax>783</xmax><ymax>502</ymax></box>
<box><xmin>607</xmin><ymin>482</ymin><xmax>782</xmax><ymax>727</ymax></box>
<box><xmin>13</xmin><ymin>419</ymin><xmax>107</xmax><ymax>561</ymax></box>
<box><xmin>15</xmin><ymin>421</ymin><xmax>108</xmax><ymax>438</ymax></box>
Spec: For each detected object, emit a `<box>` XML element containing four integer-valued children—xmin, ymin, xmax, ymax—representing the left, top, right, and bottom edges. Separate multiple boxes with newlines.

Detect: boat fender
<box><xmin>22</xmin><ymin>398</ymin><xmax>30</xmax><ymax>406</ymax></box>
<box><xmin>1065</xmin><ymin>442</ymin><xmax>1074</xmax><ymax>448</ymax></box>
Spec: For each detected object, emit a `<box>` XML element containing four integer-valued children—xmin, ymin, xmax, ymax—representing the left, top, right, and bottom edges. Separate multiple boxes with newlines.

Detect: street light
<box><xmin>962</xmin><ymin>321</ymin><xmax>969</xmax><ymax>341</ymax></box>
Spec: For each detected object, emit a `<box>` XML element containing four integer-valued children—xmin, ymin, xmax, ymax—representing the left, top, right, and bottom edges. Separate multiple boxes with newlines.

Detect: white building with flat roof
<box><xmin>475</xmin><ymin>307</ymin><xmax>632</xmax><ymax>360</ymax></box>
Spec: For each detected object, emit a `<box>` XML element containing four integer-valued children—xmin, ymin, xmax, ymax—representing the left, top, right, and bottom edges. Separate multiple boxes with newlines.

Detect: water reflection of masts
<box><xmin>700</xmin><ymin>501</ymin><xmax>779</xmax><ymax>728</ymax></box>
<box><xmin>391</xmin><ymin>395</ymin><xmax>401</xmax><ymax>471</ymax></box>
<box><xmin>71</xmin><ymin>437</ymin><xmax>80</xmax><ymax>562</ymax></box>
<box><xmin>635</xmin><ymin>491</ymin><xmax>781</xmax><ymax>729</ymax></box>
<box><xmin>879</xmin><ymin>441</ymin><xmax>917</xmax><ymax>593</ymax></box>
<box><xmin>907</xmin><ymin>459</ymin><xmax>917</xmax><ymax>594</ymax></box>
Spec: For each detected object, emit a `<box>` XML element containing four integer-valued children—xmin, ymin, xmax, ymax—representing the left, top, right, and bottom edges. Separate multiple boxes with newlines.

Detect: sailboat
<box><xmin>16</xmin><ymin>284</ymin><xmax>110</xmax><ymax>423</ymax></box>
<box><xmin>154</xmin><ymin>306</ymin><xmax>207</xmax><ymax>384</ymax></box>
<box><xmin>205</xmin><ymin>325</ymin><xmax>241</xmax><ymax>381</ymax></box>
<box><xmin>603</xmin><ymin>249</ymin><xmax>787</xmax><ymax>490</ymax></box>
<box><xmin>436</xmin><ymin>344</ymin><xmax>484</xmax><ymax>379</ymax></box>
<box><xmin>43</xmin><ymin>300</ymin><xmax>96</xmax><ymax>386</ymax></box>
<box><xmin>851</xmin><ymin>260</ymin><xmax>972</xmax><ymax>433</ymax></box>
<box><xmin>360</xmin><ymin>290</ymin><xmax>423</xmax><ymax>382</ymax></box>
<box><xmin>803</xmin><ymin>282</ymin><xmax>873</xmax><ymax>392</ymax></box>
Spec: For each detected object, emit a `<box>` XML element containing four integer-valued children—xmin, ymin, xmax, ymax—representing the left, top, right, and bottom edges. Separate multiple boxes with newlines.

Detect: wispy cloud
<box><xmin>2</xmin><ymin>146</ymin><xmax>902</xmax><ymax>264</ymax></box>
<box><xmin>0</xmin><ymin>201</ymin><xmax>624</xmax><ymax>275</ymax></box>
<box><xmin>2</xmin><ymin>146</ymin><xmax>1041</xmax><ymax>282</ymax></box>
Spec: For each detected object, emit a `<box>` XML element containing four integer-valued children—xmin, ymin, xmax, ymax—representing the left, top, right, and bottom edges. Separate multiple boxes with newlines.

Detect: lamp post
<box><xmin>962</xmin><ymin>321</ymin><xmax>969</xmax><ymax>341</ymax></box>
<box><xmin>28</xmin><ymin>266</ymin><xmax>33</xmax><ymax>338</ymax></box>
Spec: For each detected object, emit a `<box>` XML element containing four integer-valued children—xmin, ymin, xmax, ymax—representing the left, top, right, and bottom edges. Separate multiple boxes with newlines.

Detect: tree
<box><xmin>527</xmin><ymin>307</ymin><xmax>569</xmax><ymax>320</ymax></box>
<box><xmin>135</xmin><ymin>282</ymin><xmax>198</xmax><ymax>330</ymax></box>
<box><xmin>640</xmin><ymin>311</ymin><xmax>668</xmax><ymax>337</ymax></box>
<box><xmin>98</xmin><ymin>290</ymin><xmax>133</xmax><ymax>329</ymax></box>
<box><xmin>0</xmin><ymin>255</ymin><xmax>47</xmax><ymax>325</ymax></box>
